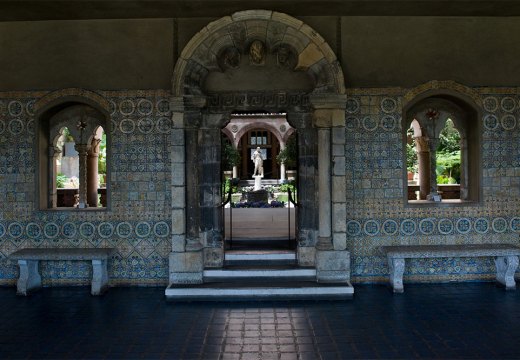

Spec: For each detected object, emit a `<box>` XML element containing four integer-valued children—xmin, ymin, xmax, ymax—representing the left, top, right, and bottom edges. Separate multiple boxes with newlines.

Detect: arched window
<box><xmin>38</xmin><ymin>103</ymin><xmax>109</xmax><ymax>209</ymax></box>
<box><xmin>405</xmin><ymin>95</ymin><xmax>480</xmax><ymax>203</ymax></box>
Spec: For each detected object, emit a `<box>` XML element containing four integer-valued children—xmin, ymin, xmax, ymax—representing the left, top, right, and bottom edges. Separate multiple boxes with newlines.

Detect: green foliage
<box><xmin>436</xmin><ymin>150</ymin><xmax>461</xmax><ymax>184</ymax></box>
<box><xmin>222</xmin><ymin>142</ymin><xmax>241</xmax><ymax>170</ymax></box>
<box><xmin>98</xmin><ymin>133</ymin><xmax>107</xmax><ymax>175</ymax></box>
<box><xmin>222</xmin><ymin>178</ymin><xmax>240</xmax><ymax>196</ymax></box>
<box><xmin>56</xmin><ymin>173</ymin><xmax>68</xmax><ymax>188</ymax></box>
<box><xmin>435</xmin><ymin>119</ymin><xmax>461</xmax><ymax>184</ymax></box>
<box><xmin>437</xmin><ymin>175</ymin><xmax>457</xmax><ymax>184</ymax></box>
<box><xmin>62</xmin><ymin>127</ymin><xmax>74</xmax><ymax>142</ymax></box>
<box><xmin>278</xmin><ymin>180</ymin><xmax>296</xmax><ymax>194</ymax></box>
<box><xmin>437</xmin><ymin>119</ymin><xmax>461</xmax><ymax>153</ymax></box>
<box><xmin>276</xmin><ymin>135</ymin><xmax>297</xmax><ymax>168</ymax></box>
<box><xmin>406</xmin><ymin>142</ymin><xmax>418</xmax><ymax>173</ymax></box>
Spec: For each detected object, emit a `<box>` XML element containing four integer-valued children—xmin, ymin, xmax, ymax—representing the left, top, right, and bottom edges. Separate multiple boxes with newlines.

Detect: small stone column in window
<box><xmin>48</xmin><ymin>146</ymin><xmax>62</xmax><ymax>208</ymax></box>
<box><xmin>414</xmin><ymin>136</ymin><xmax>431</xmax><ymax>200</ymax></box>
<box><xmin>87</xmin><ymin>139</ymin><xmax>101</xmax><ymax>207</ymax></box>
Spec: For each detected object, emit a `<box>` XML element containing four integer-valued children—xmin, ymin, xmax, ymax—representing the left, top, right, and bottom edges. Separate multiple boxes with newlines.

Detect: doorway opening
<box><xmin>221</xmin><ymin>112</ymin><xmax>298</xmax><ymax>251</ymax></box>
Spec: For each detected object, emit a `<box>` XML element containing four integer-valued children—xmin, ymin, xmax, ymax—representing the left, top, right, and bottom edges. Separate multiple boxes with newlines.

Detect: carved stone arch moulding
<box><xmin>33</xmin><ymin>88</ymin><xmax>110</xmax><ymax>118</ymax></box>
<box><xmin>172</xmin><ymin>10</ymin><xmax>346</xmax><ymax>96</ymax></box>
<box><xmin>406</xmin><ymin>97</ymin><xmax>467</xmax><ymax>139</ymax></box>
<box><xmin>403</xmin><ymin>81</ymin><xmax>482</xmax><ymax>139</ymax></box>
<box><xmin>403</xmin><ymin>80</ymin><xmax>483</xmax><ymax>110</ymax></box>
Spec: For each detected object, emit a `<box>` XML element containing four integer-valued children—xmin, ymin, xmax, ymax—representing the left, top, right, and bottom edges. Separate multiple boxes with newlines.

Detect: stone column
<box><xmin>48</xmin><ymin>146</ymin><xmax>61</xmax><ymax>208</ymax></box>
<box><xmin>199</xmin><ymin>113</ymin><xmax>225</xmax><ymax>268</ymax></box>
<box><xmin>168</xmin><ymin>96</ymin><xmax>207</xmax><ymax>286</ymax></box>
<box><xmin>74</xmin><ymin>144</ymin><xmax>90</xmax><ymax>208</ymax></box>
<box><xmin>316</xmin><ymin>128</ymin><xmax>333</xmax><ymax>251</ymax></box>
<box><xmin>87</xmin><ymin>139</ymin><xmax>101</xmax><ymax>207</ymax></box>
<box><xmin>414</xmin><ymin>136</ymin><xmax>430</xmax><ymax>200</ymax></box>
<box><xmin>310</xmin><ymin>94</ymin><xmax>351</xmax><ymax>285</ymax></box>
<box><xmin>293</xmin><ymin>113</ymin><xmax>318</xmax><ymax>267</ymax></box>
<box><xmin>428</xmin><ymin>137</ymin><xmax>439</xmax><ymax>197</ymax></box>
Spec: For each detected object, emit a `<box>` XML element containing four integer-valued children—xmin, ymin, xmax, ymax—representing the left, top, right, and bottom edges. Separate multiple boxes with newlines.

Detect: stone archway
<box><xmin>169</xmin><ymin>10</ymin><xmax>350</xmax><ymax>286</ymax></box>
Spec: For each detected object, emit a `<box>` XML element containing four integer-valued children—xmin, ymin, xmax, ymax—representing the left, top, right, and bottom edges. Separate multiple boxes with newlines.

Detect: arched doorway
<box><xmin>168</xmin><ymin>10</ymin><xmax>351</xmax><ymax>289</ymax></box>
<box><xmin>222</xmin><ymin>112</ymin><xmax>296</xmax><ymax>181</ymax></box>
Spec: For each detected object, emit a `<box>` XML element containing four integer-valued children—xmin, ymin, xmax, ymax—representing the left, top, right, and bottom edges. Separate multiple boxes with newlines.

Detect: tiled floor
<box><xmin>0</xmin><ymin>282</ymin><xmax>519</xmax><ymax>359</ymax></box>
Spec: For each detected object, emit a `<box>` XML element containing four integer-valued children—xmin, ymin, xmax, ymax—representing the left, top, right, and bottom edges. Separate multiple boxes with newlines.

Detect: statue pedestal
<box><xmin>253</xmin><ymin>175</ymin><xmax>262</xmax><ymax>191</ymax></box>
<box><xmin>245</xmin><ymin>189</ymin><xmax>268</xmax><ymax>203</ymax></box>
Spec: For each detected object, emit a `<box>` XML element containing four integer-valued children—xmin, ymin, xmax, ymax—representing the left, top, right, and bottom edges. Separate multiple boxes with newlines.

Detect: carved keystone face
<box><xmin>249</xmin><ymin>40</ymin><xmax>265</xmax><ymax>66</ymax></box>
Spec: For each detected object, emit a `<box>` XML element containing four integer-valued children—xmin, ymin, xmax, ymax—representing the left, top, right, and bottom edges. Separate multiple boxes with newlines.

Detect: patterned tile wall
<box><xmin>0</xmin><ymin>90</ymin><xmax>172</xmax><ymax>286</ymax></box>
<box><xmin>0</xmin><ymin>87</ymin><xmax>519</xmax><ymax>286</ymax></box>
<box><xmin>345</xmin><ymin>89</ymin><xmax>520</xmax><ymax>283</ymax></box>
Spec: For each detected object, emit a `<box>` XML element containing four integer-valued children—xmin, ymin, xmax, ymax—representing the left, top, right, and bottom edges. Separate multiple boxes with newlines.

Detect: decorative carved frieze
<box><xmin>206</xmin><ymin>92</ymin><xmax>310</xmax><ymax>111</ymax></box>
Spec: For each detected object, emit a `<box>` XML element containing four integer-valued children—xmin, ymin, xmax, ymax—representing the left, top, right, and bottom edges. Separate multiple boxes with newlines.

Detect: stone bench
<box><xmin>10</xmin><ymin>248</ymin><xmax>115</xmax><ymax>296</ymax></box>
<box><xmin>380</xmin><ymin>244</ymin><xmax>520</xmax><ymax>293</ymax></box>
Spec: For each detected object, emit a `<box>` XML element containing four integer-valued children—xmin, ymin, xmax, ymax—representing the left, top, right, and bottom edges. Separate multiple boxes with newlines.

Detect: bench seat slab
<box><xmin>380</xmin><ymin>244</ymin><xmax>520</xmax><ymax>293</ymax></box>
<box><xmin>11</xmin><ymin>248</ymin><xmax>114</xmax><ymax>296</ymax></box>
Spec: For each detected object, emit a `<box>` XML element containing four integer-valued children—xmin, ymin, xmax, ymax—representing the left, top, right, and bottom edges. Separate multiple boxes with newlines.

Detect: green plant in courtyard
<box><xmin>278</xmin><ymin>180</ymin><xmax>296</xmax><ymax>194</ymax></box>
<box><xmin>276</xmin><ymin>135</ymin><xmax>297</xmax><ymax>168</ymax></box>
<box><xmin>222</xmin><ymin>142</ymin><xmax>241</xmax><ymax>171</ymax></box>
<box><xmin>222</xmin><ymin>178</ymin><xmax>240</xmax><ymax>196</ymax></box>
<box><xmin>56</xmin><ymin>173</ymin><xmax>68</xmax><ymax>188</ymax></box>
<box><xmin>406</xmin><ymin>142</ymin><xmax>418</xmax><ymax>173</ymax></box>
<box><xmin>436</xmin><ymin>119</ymin><xmax>461</xmax><ymax>184</ymax></box>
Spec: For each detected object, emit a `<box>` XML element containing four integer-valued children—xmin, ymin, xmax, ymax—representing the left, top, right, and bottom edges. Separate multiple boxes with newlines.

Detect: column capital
<box><xmin>183</xmin><ymin>95</ymin><xmax>207</xmax><ymax>110</ymax></box>
<box><xmin>201</xmin><ymin>113</ymin><xmax>228</xmax><ymax>129</ymax></box>
<box><xmin>414</xmin><ymin>136</ymin><xmax>430</xmax><ymax>152</ymax></box>
<box><xmin>309</xmin><ymin>94</ymin><xmax>348</xmax><ymax>110</ymax></box>
<box><xmin>74</xmin><ymin>144</ymin><xmax>90</xmax><ymax>154</ymax></box>
<box><xmin>88</xmin><ymin>139</ymin><xmax>102</xmax><ymax>157</ymax></box>
<box><xmin>310</xmin><ymin>94</ymin><xmax>347</xmax><ymax>128</ymax></box>
<box><xmin>49</xmin><ymin>146</ymin><xmax>62</xmax><ymax>157</ymax></box>
<box><xmin>170</xmin><ymin>96</ymin><xmax>185</xmax><ymax>112</ymax></box>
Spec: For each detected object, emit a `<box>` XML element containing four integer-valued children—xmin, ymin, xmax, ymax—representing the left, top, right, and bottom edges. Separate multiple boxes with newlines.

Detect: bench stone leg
<box><xmin>17</xmin><ymin>260</ymin><xmax>41</xmax><ymax>296</ymax></box>
<box><xmin>91</xmin><ymin>259</ymin><xmax>109</xmax><ymax>295</ymax></box>
<box><xmin>495</xmin><ymin>256</ymin><xmax>519</xmax><ymax>290</ymax></box>
<box><xmin>388</xmin><ymin>257</ymin><xmax>405</xmax><ymax>293</ymax></box>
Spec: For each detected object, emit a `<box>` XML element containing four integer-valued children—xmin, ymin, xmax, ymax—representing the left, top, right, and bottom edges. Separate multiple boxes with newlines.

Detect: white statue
<box><xmin>252</xmin><ymin>147</ymin><xmax>264</xmax><ymax>178</ymax></box>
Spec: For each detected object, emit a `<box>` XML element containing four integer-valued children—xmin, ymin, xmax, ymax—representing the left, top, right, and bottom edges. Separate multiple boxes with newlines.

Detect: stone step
<box><xmin>203</xmin><ymin>267</ymin><xmax>316</xmax><ymax>282</ymax></box>
<box><xmin>224</xmin><ymin>250</ymin><xmax>296</xmax><ymax>266</ymax></box>
<box><xmin>165</xmin><ymin>280</ymin><xmax>354</xmax><ymax>301</ymax></box>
